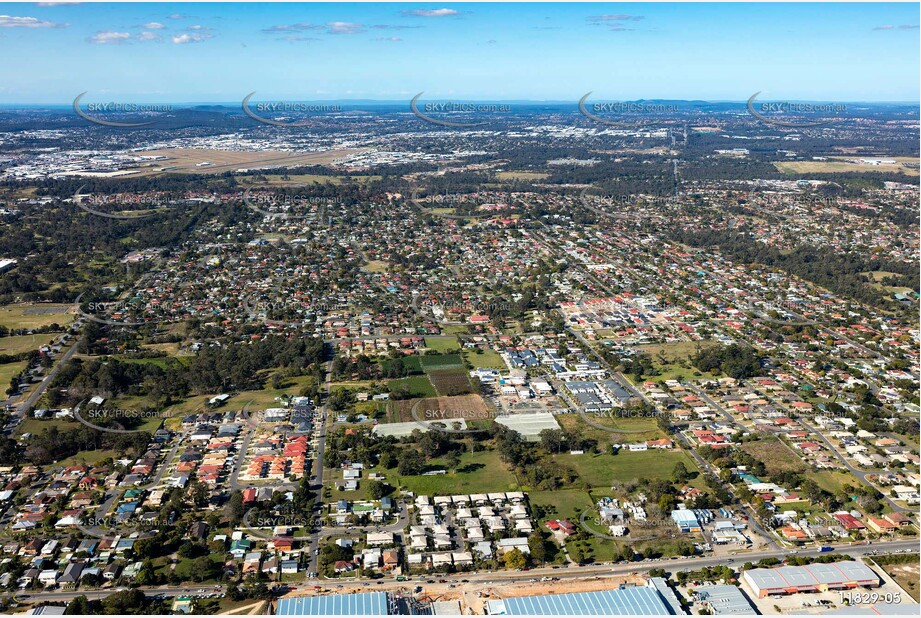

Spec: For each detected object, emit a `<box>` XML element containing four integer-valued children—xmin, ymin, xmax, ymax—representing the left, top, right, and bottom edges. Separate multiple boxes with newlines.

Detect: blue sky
<box><xmin>0</xmin><ymin>2</ymin><xmax>918</xmax><ymax>104</ymax></box>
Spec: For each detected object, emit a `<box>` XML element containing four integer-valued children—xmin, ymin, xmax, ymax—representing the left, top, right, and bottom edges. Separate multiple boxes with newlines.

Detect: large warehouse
<box><xmin>485</xmin><ymin>585</ymin><xmax>685</xmax><ymax>615</ymax></box>
<box><xmin>276</xmin><ymin>592</ymin><xmax>390</xmax><ymax>615</ymax></box>
<box><xmin>741</xmin><ymin>561</ymin><xmax>879</xmax><ymax>598</ymax></box>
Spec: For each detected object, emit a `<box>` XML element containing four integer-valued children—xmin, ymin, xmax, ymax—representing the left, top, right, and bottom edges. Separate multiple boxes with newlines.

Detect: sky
<box><xmin>0</xmin><ymin>2</ymin><xmax>918</xmax><ymax>104</ymax></box>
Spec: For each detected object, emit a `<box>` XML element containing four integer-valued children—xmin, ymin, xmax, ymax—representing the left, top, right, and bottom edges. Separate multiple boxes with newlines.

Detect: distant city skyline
<box><xmin>0</xmin><ymin>2</ymin><xmax>918</xmax><ymax>104</ymax></box>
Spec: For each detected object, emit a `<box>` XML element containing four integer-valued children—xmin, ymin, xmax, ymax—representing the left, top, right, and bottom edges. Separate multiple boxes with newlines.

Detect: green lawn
<box><xmin>556</xmin><ymin>414</ymin><xmax>665</xmax><ymax>449</ymax></box>
<box><xmin>420</xmin><ymin>353</ymin><xmax>464</xmax><ymax>370</ymax></box>
<box><xmin>388</xmin><ymin>375</ymin><xmax>437</xmax><ymax>398</ymax></box>
<box><xmin>0</xmin><ymin>303</ymin><xmax>74</xmax><ymax>330</ymax></box>
<box><xmin>552</xmin><ymin>450</ymin><xmax>699</xmax><ymax>488</ymax></box>
<box><xmin>0</xmin><ymin>332</ymin><xmax>64</xmax><ymax>355</ymax></box>
<box><xmin>529</xmin><ymin>489</ymin><xmax>595</xmax><ymax>520</ymax></box>
<box><xmin>424</xmin><ymin>337</ymin><xmax>460</xmax><ymax>353</ymax></box>
<box><xmin>812</xmin><ymin>471</ymin><xmax>857</xmax><ymax>496</ymax></box>
<box><xmin>462</xmin><ymin>348</ymin><xmax>506</xmax><ymax>370</ymax></box>
<box><xmin>396</xmin><ymin>450</ymin><xmax>520</xmax><ymax>495</ymax></box>
<box><xmin>0</xmin><ymin>361</ymin><xmax>27</xmax><ymax>396</ymax></box>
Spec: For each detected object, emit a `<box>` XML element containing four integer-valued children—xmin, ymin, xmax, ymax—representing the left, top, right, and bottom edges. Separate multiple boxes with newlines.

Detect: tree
<box><xmin>528</xmin><ymin>531</ymin><xmax>547</xmax><ymax>565</ymax></box>
<box><xmin>445</xmin><ymin>450</ymin><xmax>462</xmax><ymax>472</ymax></box>
<box><xmin>503</xmin><ymin>548</ymin><xmax>527</xmax><ymax>570</ymax></box>
<box><xmin>672</xmin><ymin>462</ymin><xmax>690</xmax><ymax>484</ymax></box>
<box><xmin>65</xmin><ymin>596</ymin><xmax>90</xmax><ymax>615</ymax></box>
<box><xmin>397</xmin><ymin>450</ymin><xmax>424</xmax><ymax>476</ymax></box>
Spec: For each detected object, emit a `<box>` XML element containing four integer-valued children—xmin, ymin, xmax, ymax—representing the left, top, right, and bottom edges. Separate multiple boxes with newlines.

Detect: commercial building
<box><xmin>276</xmin><ymin>592</ymin><xmax>389</xmax><ymax>615</ymax></box>
<box><xmin>692</xmin><ymin>585</ymin><xmax>756</xmax><ymax>615</ymax></box>
<box><xmin>741</xmin><ymin>561</ymin><xmax>879</xmax><ymax>598</ymax></box>
<box><xmin>495</xmin><ymin>412</ymin><xmax>561</xmax><ymax>441</ymax></box>
<box><xmin>485</xmin><ymin>584</ymin><xmax>685</xmax><ymax>615</ymax></box>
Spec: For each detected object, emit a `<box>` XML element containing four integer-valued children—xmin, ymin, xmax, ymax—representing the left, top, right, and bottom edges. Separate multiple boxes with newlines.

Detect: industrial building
<box><xmin>495</xmin><ymin>412</ymin><xmax>561</xmax><ymax>441</ymax></box>
<box><xmin>692</xmin><ymin>585</ymin><xmax>757</xmax><ymax>615</ymax></box>
<box><xmin>741</xmin><ymin>561</ymin><xmax>879</xmax><ymax>598</ymax></box>
<box><xmin>485</xmin><ymin>584</ymin><xmax>686</xmax><ymax>615</ymax></box>
<box><xmin>275</xmin><ymin>592</ymin><xmax>390</xmax><ymax>615</ymax></box>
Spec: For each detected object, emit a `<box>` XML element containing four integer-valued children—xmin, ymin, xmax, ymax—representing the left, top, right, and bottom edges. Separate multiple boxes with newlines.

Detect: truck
<box><xmin>818</xmin><ymin>546</ymin><xmax>833</xmax><ymax>552</ymax></box>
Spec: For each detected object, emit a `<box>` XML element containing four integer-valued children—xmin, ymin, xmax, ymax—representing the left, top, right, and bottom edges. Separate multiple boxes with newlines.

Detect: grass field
<box><xmin>742</xmin><ymin>439</ymin><xmax>808</xmax><ymax>475</ymax></box>
<box><xmin>462</xmin><ymin>348</ymin><xmax>506</xmax><ymax>370</ymax></box>
<box><xmin>0</xmin><ymin>332</ymin><xmax>63</xmax><ymax>355</ymax></box>
<box><xmin>56</xmin><ymin>449</ymin><xmax>120</xmax><ymax>467</ymax></box>
<box><xmin>388</xmin><ymin>375</ymin><xmax>437</xmax><ymax>398</ymax></box>
<box><xmin>528</xmin><ymin>489</ymin><xmax>595</xmax><ymax>520</ymax></box>
<box><xmin>556</xmin><ymin>414</ymin><xmax>665</xmax><ymax>448</ymax></box>
<box><xmin>420</xmin><ymin>353</ymin><xmax>464</xmax><ymax>369</ymax></box>
<box><xmin>774</xmin><ymin>158</ymin><xmax>919</xmax><ymax>177</ymax></box>
<box><xmin>424</xmin><ymin>336</ymin><xmax>460</xmax><ymax>353</ymax></box>
<box><xmin>495</xmin><ymin>171</ymin><xmax>550</xmax><ymax>181</ymax></box>
<box><xmin>396</xmin><ymin>450</ymin><xmax>520</xmax><ymax>495</ymax></box>
<box><xmin>132</xmin><ymin>147</ymin><xmax>367</xmax><ymax>175</ymax></box>
<box><xmin>0</xmin><ymin>361</ymin><xmax>27</xmax><ymax>395</ymax></box>
<box><xmin>0</xmin><ymin>303</ymin><xmax>75</xmax><ymax>330</ymax></box>
<box><xmin>812</xmin><ymin>471</ymin><xmax>857</xmax><ymax>496</ymax></box>
<box><xmin>552</xmin><ymin>449</ymin><xmax>699</xmax><ymax>488</ymax></box>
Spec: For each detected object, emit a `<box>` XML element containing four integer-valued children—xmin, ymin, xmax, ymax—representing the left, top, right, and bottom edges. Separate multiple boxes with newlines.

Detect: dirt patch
<box><xmin>882</xmin><ymin>561</ymin><xmax>920</xmax><ymax>601</ymax></box>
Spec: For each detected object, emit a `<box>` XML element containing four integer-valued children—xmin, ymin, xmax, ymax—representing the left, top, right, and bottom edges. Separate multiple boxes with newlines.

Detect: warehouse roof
<box><xmin>486</xmin><ymin>586</ymin><xmax>674</xmax><ymax>615</ymax></box>
<box><xmin>276</xmin><ymin>592</ymin><xmax>388</xmax><ymax>615</ymax></box>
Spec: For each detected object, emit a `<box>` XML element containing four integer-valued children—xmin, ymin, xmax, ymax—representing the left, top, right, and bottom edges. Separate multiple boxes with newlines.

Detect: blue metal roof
<box><xmin>496</xmin><ymin>587</ymin><xmax>673</xmax><ymax>615</ymax></box>
<box><xmin>276</xmin><ymin>592</ymin><xmax>389</xmax><ymax>615</ymax></box>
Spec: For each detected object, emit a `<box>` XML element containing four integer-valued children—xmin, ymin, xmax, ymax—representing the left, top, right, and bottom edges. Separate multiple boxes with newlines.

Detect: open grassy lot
<box><xmin>396</xmin><ymin>450</ymin><xmax>520</xmax><ymax>495</ymax></box>
<box><xmin>529</xmin><ymin>489</ymin><xmax>595</xmax><ymax>520</ymax></box>
<box><xmin>0</xmin><ymin>332</ymin><xmax>64</xmax><ymax>355</ymax></box>
<box><xmin>388</xmin><ymin>375</ymin><xmax>437</xmax><ymax>398</ymax></box>
<box><xmin>0</xmin><ymin>303</ymin><xmax>75</xmax><ymax>330</ymax></box>
<box><xmin>552</xmin><ymin>449</ymin><xmax>699</xmax><ymax>488</ymax></box>
<box><xmin>495</xmin><ymin>171</ymin><xmax>550</xmax><ymax>181</ymax></box>
<box><xmin>420</xmin><ymin>353</ymin><xmax>464</xmax><ymax>370</ymax></box>
<box><xmin>424</xmin><ymin>336</ymin><xmax>460</xmax><ymax>353</ymax></box>
<box><xmin>462</xmin><ymin>348</ymin><xmax>506</xmax><ymax>370</ymax></box>
<box><xmin>556</xmin><ymin>413</ymin><xmax>665</xmax><ymax>448</ymax></box>
<box><xmin>56</xmin><ymin>449</ymin><xmax>120</xmax><ymax>467</ymax></box>
<box><xmin>742</xmin><ymin>438</ymin><xmax>808</xmax><ymax>475</ymax></box>
<box><xmin>775</xmin><ymin>158</ymin><xmax>919</xmax><ymax>176</ymax></box>
<box><xmin>812</xmin><ymin>471</ymin><xmax>857</xmax><ymax>495</ymax></box>
<box><xmin>134</xmin><ymin>147</ymin><xmax>367</xmax><ymax>175</ymax></box>
<box><xmin>0</xmin><ymin>361</ymin><xmax>27</xmax><ymax>395</ymax></box>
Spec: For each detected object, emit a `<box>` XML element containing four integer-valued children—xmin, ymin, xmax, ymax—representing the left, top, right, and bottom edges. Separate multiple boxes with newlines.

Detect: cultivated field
<box><xmin>387</xmin><ymin>393</ymin><xmax>490</xmax><ymax>423</ymax></box>
<box><xmin>427</xmin><ymin>368</ymin><xmax>474</xmax><ymax>396</ymax></box>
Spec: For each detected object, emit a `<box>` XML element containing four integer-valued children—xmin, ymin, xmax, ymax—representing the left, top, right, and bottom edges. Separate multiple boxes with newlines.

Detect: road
<box><xmin>4</xmin><ymin>536</ymin><xmax>917</xmax><ymax>607</ymax></box>
<box><xmin>13</xmin><ymin>335</ymin><xmax>81</xmax><ymax>418</ymax></box>
<box><xmin>303</xmin><ymin>357</ymin><xmax>333</xmax><ymax>576</ymax></box>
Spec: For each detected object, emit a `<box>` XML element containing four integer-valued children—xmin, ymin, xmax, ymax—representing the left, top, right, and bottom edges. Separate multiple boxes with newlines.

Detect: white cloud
<box><xmin>88</xmin><ymin>30</ymin><xmax>130</xmax><ymax>44</ymax></box>
<box><xmin>35</xmin><ymin>2</ymin><xmax>81</xmax><ymax>6</ymax></box>
<box><xmin>166</xmin><ymin>13</ymin><xmax>184</xmax><ymax>20</ymax></box>
<box><xmin>136</xmin><ymin>31</ymin><xmax>162</xmax><ymax>42</ymax></box>
<box><xmin>402</xmin><ymin>8</ymin><xmax>460</xmax><ymax>17</ymax></box>
<box><xmin>172</xmin><ymin>32</ymin><xmax>212</xmax><ymax>44</ymax></box>
<box><xmin>326</xmin><ymin>21</ymin><xmax>364</xmax><ymax>35</ymax></box>
<box><xmin>262</xmin><ymin>22</ymin><xmax>322</xmax><ymax>34</ymax></box>
<box><xmin>0</xmin><ymin>14</ymin><xmax>66</xmax><ymax>28</ymax></box>
<box><xmin>588</xmin><ymin>14</ymin><xmax>645</xmax><ymax>22</ymax></box>
<box><xmin>374</xmin><ymin>36</ymin><xmax>402</xmax><ymax>42</ymax></box>
<box><xmin>143</xmin><ymin>22</ymin><xmax>165</xmax><ymax>30</ymax></box>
